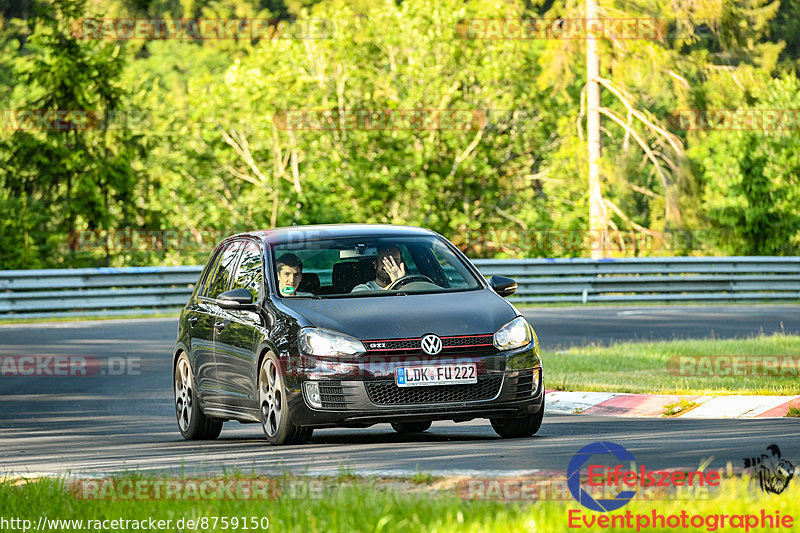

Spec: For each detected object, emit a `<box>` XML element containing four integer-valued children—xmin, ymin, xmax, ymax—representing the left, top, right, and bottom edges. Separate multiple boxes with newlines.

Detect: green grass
<box><xmin>334</xmin><ymin>464</ymin><xmax>359</xmax><ymax>483</ymax></box>
<box><xmin>2</xmin><ymin>474</ymin><xmax>799</xmax><ymax>532</ymax></box>
<box><xmin>662</xmin><ymin>398</ymin><xmax>698</xmax><ymax>416</ymax></box>
<box><xmin>545</xmin><ymin>333</ymin><xmax>800</xmax><ymax>395</ymax></box>
<box><xmin>410</xmin><ymin>469</ymin><xmax>436</xmax><ymax>485</ymax></box>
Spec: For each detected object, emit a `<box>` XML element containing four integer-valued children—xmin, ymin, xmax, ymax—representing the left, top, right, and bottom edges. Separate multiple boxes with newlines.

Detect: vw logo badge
<box><xmin>420</xmin><ymin>334</ymin><xmax>443</xmax><ymax>355</ymax></box>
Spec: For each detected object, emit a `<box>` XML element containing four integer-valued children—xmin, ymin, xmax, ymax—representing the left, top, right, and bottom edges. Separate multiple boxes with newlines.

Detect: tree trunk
<box><xmin>586</xmin><ymin>0</ymin><xmax>607</xmax><ymax>258</ymax></box>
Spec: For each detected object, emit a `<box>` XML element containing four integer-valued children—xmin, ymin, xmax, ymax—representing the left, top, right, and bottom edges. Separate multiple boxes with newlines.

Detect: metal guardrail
<box><xmin>478</xmin><ymin>257</ymin><xmax>800</xmax><ymax>304</ymax></box>
<box><xmin>0</xmin><ymin>257</ymin><xmax>798</xmax><ymax>318</ymax></box>
<box><xmin>0</xmin><ymin>266</ymin><xmax>203</xmax><ymax>318</ymax></box>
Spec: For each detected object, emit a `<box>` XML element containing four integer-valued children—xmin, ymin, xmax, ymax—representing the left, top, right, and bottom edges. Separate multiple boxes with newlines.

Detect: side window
<box><xmin>197</xmin><ymin>249</ymin><xmax>224</xmax><ymax>297</ymax></box>
<box><xmin>206</xmin><ymin>241</ymin><xmax>243</xmax><ymax>299</ymax></box>
<box><xmin>231</xmin><ymin>241</ymin><xmax>263</xmax><ymax>303</ymax></box>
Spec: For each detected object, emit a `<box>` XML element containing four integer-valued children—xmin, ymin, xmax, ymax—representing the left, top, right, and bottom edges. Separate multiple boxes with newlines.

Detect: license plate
<box><xmin>395</xmin><ymin>364</ymin><xmax>477</xmax><ymax>387</ymax></box>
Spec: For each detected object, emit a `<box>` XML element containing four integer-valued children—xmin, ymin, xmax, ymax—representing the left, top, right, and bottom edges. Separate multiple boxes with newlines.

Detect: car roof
<box><xmin>238</xmin><ymin>224</ymin><xmax>439</xmax><ymax>245</ymax></box>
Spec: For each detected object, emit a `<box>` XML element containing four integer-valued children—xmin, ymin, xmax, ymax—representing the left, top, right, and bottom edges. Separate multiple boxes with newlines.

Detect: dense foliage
<box><xmin>1</xmin><ymin>0</ymin><xmax>799</xmax><ymax>268</ymax></box>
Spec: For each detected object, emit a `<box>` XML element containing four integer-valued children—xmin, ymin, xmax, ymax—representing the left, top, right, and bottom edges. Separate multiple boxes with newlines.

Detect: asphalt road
<box><xmin>522</xmin><ymin>304</ymin><xmax>800</xmax><ymax>347</ymax></box>
<box><xmin>1</xmin><ymin>305</ymin><xmax>798</xmax><ymax>477</ymax></box>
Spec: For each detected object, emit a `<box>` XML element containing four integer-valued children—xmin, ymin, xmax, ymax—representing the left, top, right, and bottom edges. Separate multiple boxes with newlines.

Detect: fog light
<box><xmin>531</xmin><ymin>368</ymin><xmax>541</xmax><ymax>396</ymax></box>
<box><xmin>304</xmin><ymin>381</ymin><xmax>322</xmax><ymax>408</ymax></box>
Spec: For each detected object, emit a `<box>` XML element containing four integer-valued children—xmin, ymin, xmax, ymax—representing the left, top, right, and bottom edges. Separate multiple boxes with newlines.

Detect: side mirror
<box><xmin>489</xmin><ymin>275</ymin><xmax>517</xmax><ymax>297</ymax></box>
<box><xmin>217</xmin><ymin>288</ymin><xmax>259</xmax><ymax>311</ymax></box>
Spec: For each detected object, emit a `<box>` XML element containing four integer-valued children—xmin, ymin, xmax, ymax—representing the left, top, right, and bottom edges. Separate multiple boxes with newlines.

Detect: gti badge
<box><xmin>421</xmin><ymin>334</ymin><xmax>443</xmax><ymax>355</ymax></box>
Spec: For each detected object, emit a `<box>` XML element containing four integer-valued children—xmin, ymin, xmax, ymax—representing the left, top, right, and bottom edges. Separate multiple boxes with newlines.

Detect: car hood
<box><xmin>276</xmin><ymin>289</ymin><xmax>518</xmax><ymax>340</ymax></box>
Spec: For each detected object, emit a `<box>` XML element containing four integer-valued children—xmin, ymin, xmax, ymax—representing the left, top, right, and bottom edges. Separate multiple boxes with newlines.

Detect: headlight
<box><xmin>298</xmin><ymin>328</ymin><xmax>366</xmax><ymax>357</ymax></box>
<box><xmin>493</xmin><ymin>316</ymin><xmax>532</xmax><ymax>351</ymax></box>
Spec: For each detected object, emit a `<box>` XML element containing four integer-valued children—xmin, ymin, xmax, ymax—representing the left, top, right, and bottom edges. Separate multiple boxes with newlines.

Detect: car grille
<box><xmin>365</xmin><ymin>374</ymin><xmax>503</xmax><ymax>405</ymax></box>
<box><xmin>319</xmin><ymin>381</ymin><xmax>347</xmax><ymax>409</ymax></box>
<box><xmin>364</xmin><ymin>334</ymin><xmax>497</xmax><ymax>357</ymax></box>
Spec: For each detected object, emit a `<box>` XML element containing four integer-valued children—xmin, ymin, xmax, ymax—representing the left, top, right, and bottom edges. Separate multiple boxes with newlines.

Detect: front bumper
<box><xmin>282</xmin><ymin>343</ymin><xmax>543</xmax><ymax>427</ymax></box>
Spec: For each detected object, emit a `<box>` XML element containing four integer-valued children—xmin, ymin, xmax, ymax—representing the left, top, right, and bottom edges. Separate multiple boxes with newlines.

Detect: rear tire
<box><xmin>259</xmin><ymin>354</ymin><xmax>313</xmax><ymax>445</ymax></box>
<box><xmin>391</xmin><ymin>421</ymin><xmax>432</xmax><ymax>433</ymax></box>
<box><xmin>174</xmin><ymin>352</ymin><xmax>223</xmax><ymax>440</ymax></box>
<box><xmin>490</xmin><ymin>398</ymin><xmax>544</xmax><ymax>438</ymax></box>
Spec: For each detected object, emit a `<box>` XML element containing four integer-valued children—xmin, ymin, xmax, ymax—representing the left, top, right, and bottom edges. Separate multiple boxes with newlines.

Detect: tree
<box><xmin>0</xmin><ymin>0</ymin><xmax>146</xmax><ymax>267</ymax></box>
<box><xmin>585</xmin><ymin>0</ymin><xmax>607</xmax><ymax>258</ymax></box>
<box><xmin>694</xmin><ymin>76</ymin><xmax>800</xmax><ymax>255</ymax></box>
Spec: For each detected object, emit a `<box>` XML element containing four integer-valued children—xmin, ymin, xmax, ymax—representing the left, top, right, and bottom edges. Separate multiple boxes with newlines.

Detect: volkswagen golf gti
<box><xmin>173</xmin><ymin>224</ymin><xmax>544</xmax><ymax>445</ymax></box>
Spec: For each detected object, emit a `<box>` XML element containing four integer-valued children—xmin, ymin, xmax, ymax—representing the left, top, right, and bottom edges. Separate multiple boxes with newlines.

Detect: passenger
<box><xmin>276</xmin><ymin>253</ymin><xmax>312</xmax><ymax>297</ymax></box>
<box><xmin>352</xmin><ymin>245</ymin><xmax>407</xmax><ymax>291</ymax></box>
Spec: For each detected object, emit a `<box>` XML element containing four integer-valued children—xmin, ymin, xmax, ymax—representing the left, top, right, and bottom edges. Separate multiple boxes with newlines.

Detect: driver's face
<box><xmin>278</xmin><ymin>265</ymin><xmax>302</xmax><ymax>294</ymax></box>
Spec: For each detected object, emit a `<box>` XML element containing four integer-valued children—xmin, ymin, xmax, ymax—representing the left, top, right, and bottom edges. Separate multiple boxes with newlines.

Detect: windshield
<box><xmin>271</xmin><ymin>235</ymin><xmax>482</xmax><ymax>298</ymax></box>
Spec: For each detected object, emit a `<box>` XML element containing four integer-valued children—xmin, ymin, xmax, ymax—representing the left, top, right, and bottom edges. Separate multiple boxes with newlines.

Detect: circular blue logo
<box><xmin>567</xmin><ymin>441</ymin><xmax>637</xmax><ymax>512</ymax></box>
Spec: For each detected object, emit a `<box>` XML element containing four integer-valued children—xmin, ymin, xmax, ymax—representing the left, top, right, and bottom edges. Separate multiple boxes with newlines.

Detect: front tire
<box><xmin>174</xmin><ymin>352</ymin><xmax>223</xmax><ymax>440</ymax></box>
<box><xmin>259</xmin><ymin>354</ymin><xmax>313</xmax><ymax>445</ymax></box>
<box><xmin>391</xmin><ymin>421</ymin><xmax>432</xmax><ymax>433</ymax></box>
<box><xmin>490</xmin><ymin>397</ymin><xmax>545</xmax><ymax>438</ymax></box>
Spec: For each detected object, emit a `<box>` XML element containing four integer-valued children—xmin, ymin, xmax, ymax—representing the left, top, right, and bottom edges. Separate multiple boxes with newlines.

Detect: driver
<box><xmin>351</xmin><ymin>245</ymin><xmax>406</xmax><ymax>291</ymax></box>
<box><xmin>276</xmin><ymin>253</ymin><xmax>313</xmax><ymax>297</ymax></box>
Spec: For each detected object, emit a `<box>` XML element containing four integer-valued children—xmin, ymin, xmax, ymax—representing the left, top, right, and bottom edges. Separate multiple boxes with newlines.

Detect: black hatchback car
<box><xmin>173</xmin><ymin>224</ymin><xmax>544</xmax><ymax>444</ymax></box>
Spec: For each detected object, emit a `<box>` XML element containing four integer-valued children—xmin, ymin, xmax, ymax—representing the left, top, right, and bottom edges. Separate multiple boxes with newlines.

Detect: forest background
<box><xmin>2</xmin><ymin>0</ymin><xmax>799</xmax><ymax>268</ymax></box>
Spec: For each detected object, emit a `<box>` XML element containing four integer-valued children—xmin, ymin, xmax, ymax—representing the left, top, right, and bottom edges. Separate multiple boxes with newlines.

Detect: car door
<box><xmin>198</xmin><ymin>240</ymin><xmax>244</xmax><ymax>406</ymax></box>
<box><xmin>186</xmin><ymin>245</ymin><xmax>226</xmax><ymax>405</ymax></box>
<box><xmin>213</xmin><ymin>238</ymin><xmax>263</xmax><ymax>409</ymax></box>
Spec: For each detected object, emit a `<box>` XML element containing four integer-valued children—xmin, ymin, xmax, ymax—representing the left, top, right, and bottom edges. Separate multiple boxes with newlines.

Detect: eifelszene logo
<box><xmin>567</xmin><ymin>441</ymin><xmax>721</xmax><ymax>512</ymax></box>
<box><xmin>743</xmin><ymin>444</ymin><xmax>795</xmax><ymax>494</ymax></box>
<box><xmin>568</xmin><ymin>441</ymin><xmax>637</xmax><ymax>512</ymax></box>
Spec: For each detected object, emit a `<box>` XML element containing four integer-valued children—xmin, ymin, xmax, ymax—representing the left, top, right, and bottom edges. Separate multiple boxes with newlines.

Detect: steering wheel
<box><xmin>386</xmin><ymin>274</ymin><xmax>435</xmax><ymax>290</ymax></box>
